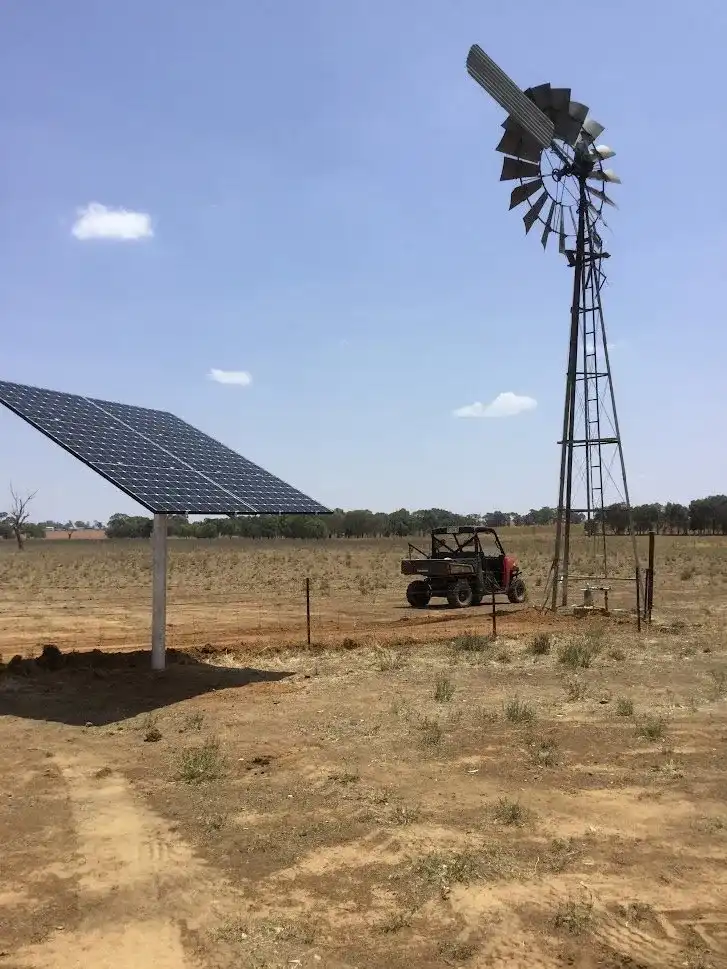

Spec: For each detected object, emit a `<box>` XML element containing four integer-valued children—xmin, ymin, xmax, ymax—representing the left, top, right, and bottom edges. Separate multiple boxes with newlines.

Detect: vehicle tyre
<box><xmin>507</xmin><ymin>577</ymin><xmax>527</xmax><ymax>604</ymax></box>
<box><xmin>447</xmin><ymin>580</ymin><xmax>474</xmax><ymax>608</ymax></box>
<box><xmin>406</xmin><ymin>579</ymin><xmax>431</xmax><ymax>608</ymax></box>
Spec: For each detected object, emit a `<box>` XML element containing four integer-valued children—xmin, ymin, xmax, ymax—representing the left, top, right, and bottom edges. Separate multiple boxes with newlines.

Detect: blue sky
<box><xmin>1</xmin><ymin>0</ymin><xmax>725</xmax><ymax>522</ymax></box>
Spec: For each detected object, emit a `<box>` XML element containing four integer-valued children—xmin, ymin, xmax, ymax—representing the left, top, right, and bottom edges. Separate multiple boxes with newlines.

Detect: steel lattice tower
<box><xmin>551</xmin><ymin>184</ymin><xmax>640</xmax><ymax>610</ymax></box>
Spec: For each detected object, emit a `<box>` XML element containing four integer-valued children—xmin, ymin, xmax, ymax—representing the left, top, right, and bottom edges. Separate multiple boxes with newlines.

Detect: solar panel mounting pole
<box><xmin>151</xmin><ymin>513</ymin><xmax>168</xmax><ymax>671</ymax></box>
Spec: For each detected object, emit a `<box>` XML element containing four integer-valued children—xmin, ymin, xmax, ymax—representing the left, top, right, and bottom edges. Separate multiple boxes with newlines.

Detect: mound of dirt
<box><xmin>1</xmin><ymin>644</ymin><xmax>198</xmax><ymax>677</ymax></box>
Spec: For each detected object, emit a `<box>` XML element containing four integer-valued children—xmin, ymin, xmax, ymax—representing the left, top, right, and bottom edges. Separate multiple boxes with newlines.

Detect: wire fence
<box><xmin>1</xmin><ymin>530</ymin><xmax>695</xmax><ymax>658</ymax></box>
<box><xmin>2</xmin><ymin>579</ymin><xmax>650</xmax><ymax>661</ymax></box>
<box><xmin>3</xmin><ymin>582</ymin><xmax>435</xmax><ymax>655</ymax></box>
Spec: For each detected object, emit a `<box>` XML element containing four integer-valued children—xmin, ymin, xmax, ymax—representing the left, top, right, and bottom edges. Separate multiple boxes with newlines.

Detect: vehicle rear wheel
<box><xmin>507</xmin><ymin>577</ymin><xmax>527</xmax><ymax>604</ymax></box>
<box><xmin>406</xmin><ymin>579</ymin><xmax>431</xmax><ymax>608</ymax></box>
<box><xmin>447</xmin><ymin>580</ymin><xmax>474</xmax><ymax>608</ymax></box>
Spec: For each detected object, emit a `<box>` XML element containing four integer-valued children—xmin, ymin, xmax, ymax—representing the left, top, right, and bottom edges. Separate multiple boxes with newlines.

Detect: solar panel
<box><xmin>0</xmin><ymin>379</ymin><xmax>330</xmax><ymax>516</ymax></box>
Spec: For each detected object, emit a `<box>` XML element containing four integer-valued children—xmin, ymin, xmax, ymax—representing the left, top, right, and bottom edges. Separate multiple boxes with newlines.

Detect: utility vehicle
<box><xmin>401</xmin><ymin>525</ymin><xmax>527</xmax><ymax>608</ymax></box>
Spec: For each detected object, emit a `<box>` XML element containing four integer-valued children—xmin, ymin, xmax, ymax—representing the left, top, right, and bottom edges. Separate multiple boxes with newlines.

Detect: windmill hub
<box><xmin>552</xmin><ymin>144</ymin><xmax>595</xmax><ymax>182</ymax></box>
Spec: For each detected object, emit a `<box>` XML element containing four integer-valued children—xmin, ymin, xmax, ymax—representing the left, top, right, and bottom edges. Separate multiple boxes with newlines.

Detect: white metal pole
<box><xmin>151</xmin><ymin>513</ymin><xmax>168</xmax><ymax>671</ymax></box>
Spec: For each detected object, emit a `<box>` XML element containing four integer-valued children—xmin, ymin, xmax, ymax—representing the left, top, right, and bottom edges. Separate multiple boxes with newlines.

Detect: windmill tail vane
<box><xmin>465</xmin><ymin>43</ymin><xmax>643</xmax><ymax>622</ymax></box>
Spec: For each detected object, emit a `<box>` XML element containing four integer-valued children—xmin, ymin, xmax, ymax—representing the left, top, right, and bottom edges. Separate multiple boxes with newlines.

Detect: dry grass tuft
<box><xmin>616</xmin><ymin>696</ymin><xmax>635</xmax><ymax>717</ymax></box>
<box><xmin>528</xmin><ymin>734</ymin><xmax>559</xmax><ymax>767</ymax></box>
<box><xmin>708</xmin><ymin>668</ymin><xmax>727</xmax><ymax>699</ymax></box>
<box><xmin>176</xmin><ymin>738</ymin><xmax>227</xmax><ymax>783</ymax></box>
<box><xmin>558</xmin><ymin>634</ymin><xmax>602</xmax><ymax>669</ymax></box>
<box><xmin>434</xmin><ymin>676</ymin><xmax>455</xmax><ymax>702</ymax></box>
<box><xmin>638</xmin><ymin>716</ymin><xmax>668</xmax><ymax>742</ymax></box>
<box><xmin>528</xmin><ymin>632</ymin><xmax>552</xmax><ymax>655</ymax></box>
<box><xmin>552</xmin><ymin>898</ymin><xmax>594</xmax><ymax>935</ymax></box>
<box><xmin>491</xmin><ymin>796</ymin><xmax>532</xmax><ymax>826</ymax></box>
<box><xmin>142</xmin><ymin>714</ymin><xmax>162</xmax><ymax>743</ymax></box>
<box><xmin>418</xmin><ymin>717</ymin><xmax>443</xmax><ymax>747</ymax></box>
<box><xmin>452</xmin><ymin>633</ymin><xmax>494</xmax><ymax>653</ymax></box>
<box><xmin>505</xmin><ymin>696</ymin><xmax>536</xmax><ymax>724</ymax></box>
<box><xmin>438</xmin><ymin>940</ymin><xmax>478</xmax><ymax>963</ymax></box>
<box><xmin>564</xmin><ymin>675</ymin><xmax>587</xmax><ymax>701</ymax></box>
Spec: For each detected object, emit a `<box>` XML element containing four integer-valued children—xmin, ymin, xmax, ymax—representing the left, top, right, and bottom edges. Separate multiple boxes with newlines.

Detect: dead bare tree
<box><xmin>8</xmin><ymin>484</ymin><xmax>37</xmax><ymax>550</ymax></box>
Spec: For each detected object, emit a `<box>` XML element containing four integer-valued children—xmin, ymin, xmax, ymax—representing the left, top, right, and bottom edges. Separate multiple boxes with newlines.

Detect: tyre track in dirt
<box><xmin>10</xmin><ymin>751</ymin><xmax>230</xmax><ymax>969</ymax></box>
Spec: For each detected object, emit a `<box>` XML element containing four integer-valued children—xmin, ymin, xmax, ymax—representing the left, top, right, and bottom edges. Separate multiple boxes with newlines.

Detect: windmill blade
<box><xmin>525</xmin><ymin>83</ymin><xmax>552</xmax><ymax>111</ymax></box>
<box><xmin>549</xmin><ymin>88</ymin><xmax>571</xmax><ymax>113</ymax></box>
<box><xmin>509</xmin><ymin>178</ymin><xmax>544</xmax><ymax>210</ymax></box>
<box><xmin>592</xmin><ymin>228</ymin><xmax>603</xmax><ymax>250</ymax></box>
<box><xmin>523</xmin><ymin>190</ymin><xmax>548</xmax><ymax>234</ymax></box>
<box><xmin>541</xmin><ymin>199</ymin><xmax>557</xmax><ymax>249</ymax></box>
<box><xmin>589</xmin><ymin>186</ymin><xmax>617</xmax><ymax>208</ymax></box>
<box><xmin>592</xmin><ymin>144</ymin><xmax>616</xmax><ymax>160</ymax></box>
<box><xmin>495</xmin><ymin>125</ymin><xmax>542</xmax><ymax>163</ymax></box>
<box><xmin>568</xmin><ymin>100</ymin><xmax>589</xmax><ymax>124</ymax></box>
<box><xmin>553</xmin><ymin>111</ymin><xmax>583</xmax><ymax>146</ymax></box>
<box><xmin>500</xmin><ymin>157</ymin><xmax>541</xmax><ymax>181</ymax></box>
<box><xmin>466</xmin><ymin>44</ymin><xmax>555</xmax><ymax>148</ymax></box>
<box><xmin>581</xmin><ymin>116</ymin><xmax>605</xmax><ymax>142</ymax></box>
<box><xmin>588</xmin><ymin>168</ymin><xmax>621</xmax><ymax>184</ymax></box>
<box><xmin>558</xmin><ymin>207</ymin><xmax>567</xmax><ymax>254</ymax></box>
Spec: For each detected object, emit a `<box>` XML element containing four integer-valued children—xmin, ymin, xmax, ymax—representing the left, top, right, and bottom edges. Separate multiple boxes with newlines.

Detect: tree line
<box><xmin>96</xmin><ymin>496</ymin><xmax>727</xmax><ymax>539</ymax></box>
<box><xmin>3</xmin><ymin>496</ymin><xmax>727</xmax><ymax>547</ymax></box>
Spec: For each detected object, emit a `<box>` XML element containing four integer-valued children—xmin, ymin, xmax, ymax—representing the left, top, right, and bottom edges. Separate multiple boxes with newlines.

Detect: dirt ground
<box><xmin>1</xmin><ymin>533</ymin><xmax>726</xmax><ymax>968</ymax></box>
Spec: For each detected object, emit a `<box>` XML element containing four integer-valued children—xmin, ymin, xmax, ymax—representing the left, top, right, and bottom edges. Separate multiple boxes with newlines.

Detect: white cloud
<box><xmin>453</xmin><ymin>392</ymin><xmax>537</xmax><ymax>419</ymax></box>
<box><xmin>207</xmin><ymin>368</ymin><xmax>252</xmax><ymax>386</ymax></box>
<box><xmin>71</xmin><ymin>202</ymin><xmax>153</xmax><ymax>241</ymax></box>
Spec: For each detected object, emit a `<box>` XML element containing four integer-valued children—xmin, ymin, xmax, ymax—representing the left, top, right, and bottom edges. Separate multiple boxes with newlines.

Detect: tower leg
<box><xmin>593</xmin><ymin>276</ymin><xmax>642</xmax><ymax>626</ymax></box>
<box><xmin>552</xmin><ymin>184</ymin><xmax>587</xmax><ymax>610</ymax></box>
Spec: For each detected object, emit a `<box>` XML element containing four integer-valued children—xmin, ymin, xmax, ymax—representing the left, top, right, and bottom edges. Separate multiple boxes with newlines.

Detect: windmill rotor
<box><xmin>466</xmin><ymin>43</ymin><xmax>620</xmax><ymax>254</ymax></box>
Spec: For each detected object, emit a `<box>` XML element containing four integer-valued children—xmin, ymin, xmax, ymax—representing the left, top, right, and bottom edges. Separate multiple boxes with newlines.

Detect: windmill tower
<box><xmin>465</xmin><ymin>44</ymin><xmax>641</xmax><ymax>615</ymax></box>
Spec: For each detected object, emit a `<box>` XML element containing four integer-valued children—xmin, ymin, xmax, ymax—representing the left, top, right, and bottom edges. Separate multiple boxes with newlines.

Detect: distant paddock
<box><xmin>43</xmin><ymin>529</ymin><xmax>107</xmax><ymax>541</ymax></box>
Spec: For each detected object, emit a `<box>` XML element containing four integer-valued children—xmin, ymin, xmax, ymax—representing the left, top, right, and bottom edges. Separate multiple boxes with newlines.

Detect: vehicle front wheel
<box><xmin>406</xmin><ymin>579</ymin><xmax>431</xmax><ymax>608</ymax></box>
<box><xmin>507</xmin><ymin>577</ymin><xmax>527</xmax><ymax>604</ymax></box>
<box><xmin>447</xmin><ymin>580</ymin><xmax>474</xmax><ymax>608</ymax></box>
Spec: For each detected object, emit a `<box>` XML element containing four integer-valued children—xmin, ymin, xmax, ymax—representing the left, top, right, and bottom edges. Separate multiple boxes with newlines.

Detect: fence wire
<box><xmin>0</xmin><ymin>532</ymin><xmax>661</xmax><ymax>656</ymax></box>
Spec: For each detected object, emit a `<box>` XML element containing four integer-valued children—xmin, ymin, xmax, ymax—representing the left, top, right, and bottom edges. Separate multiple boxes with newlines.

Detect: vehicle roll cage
<box><xmin>408</xmin><ymin>525</ymin><xmax>506</xmax><ymax>560</ymax></box>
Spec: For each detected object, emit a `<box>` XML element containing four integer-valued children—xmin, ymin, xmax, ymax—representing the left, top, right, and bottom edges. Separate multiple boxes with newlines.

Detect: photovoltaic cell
<box><xmin>0</xmin><ymin>379</ymin><xmax>330</xmax><ymax>516</ymax></box>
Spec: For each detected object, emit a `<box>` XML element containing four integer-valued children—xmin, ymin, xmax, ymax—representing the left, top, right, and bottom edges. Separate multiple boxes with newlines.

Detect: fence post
<box><xmin>306</xmin><ymin>577</ymin><xmax>311</xmax><ymax>645</ymax></box>
<box><xmin>647</xmin><ymin>530</ymin><xmax>655</xmax><ymax>623</ymax></box>
<box><xmin>491</xmin><ymin>591</ymin><xmax>497</xmax><ymax>639</ymax></box>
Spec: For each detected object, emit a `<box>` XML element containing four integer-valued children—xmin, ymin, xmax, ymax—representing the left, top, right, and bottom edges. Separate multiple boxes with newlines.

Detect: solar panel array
<box><xmin>0</xmin><ymin>380</ymin><xmax>330</xmax><ymax>516</ymax></box>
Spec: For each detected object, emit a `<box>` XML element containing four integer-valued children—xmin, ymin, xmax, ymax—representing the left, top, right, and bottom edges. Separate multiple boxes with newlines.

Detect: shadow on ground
<box><xmin>0</xmin><ymin>645</ymin><xmax>294</xmax><ymax>726</ymax></box>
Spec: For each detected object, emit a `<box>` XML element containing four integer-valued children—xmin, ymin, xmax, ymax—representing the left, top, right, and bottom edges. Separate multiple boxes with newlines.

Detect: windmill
<box><xmin>465</xmin><ymin>44</ymin><xmax>641</xmax><ymax>617</ymax></box>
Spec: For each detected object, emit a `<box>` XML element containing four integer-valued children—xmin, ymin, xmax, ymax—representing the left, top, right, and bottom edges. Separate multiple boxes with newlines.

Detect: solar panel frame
<box><xmin>0</xmin><ymin>379</ymin><xmax>331</xmax><ymax>516</ymax></box>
